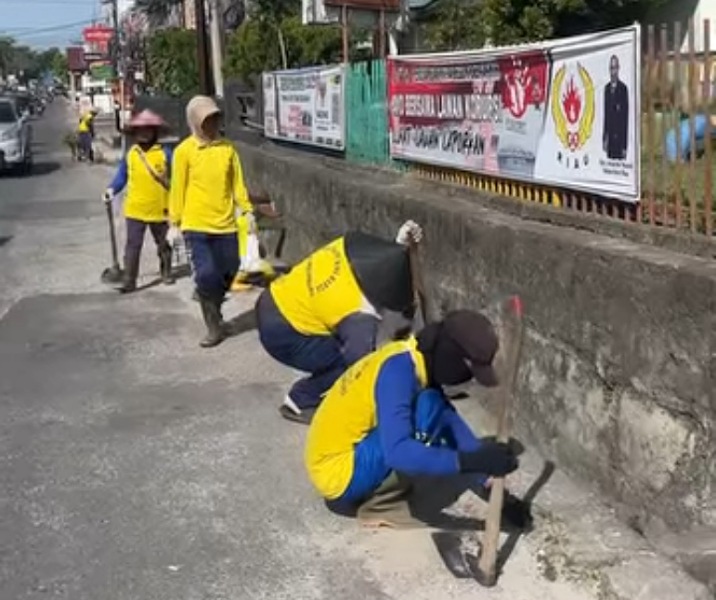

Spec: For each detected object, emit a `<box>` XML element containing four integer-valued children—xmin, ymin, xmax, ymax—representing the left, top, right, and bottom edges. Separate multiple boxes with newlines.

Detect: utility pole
<box><xmin>195</xmin><ymin>0</ymin><xmax>214</xmax><ymax>96</ymax></box>
<box><xmin>208</xmin><ymin>0</ymin><xmax>224</xmax><ymax>98</ymax></box>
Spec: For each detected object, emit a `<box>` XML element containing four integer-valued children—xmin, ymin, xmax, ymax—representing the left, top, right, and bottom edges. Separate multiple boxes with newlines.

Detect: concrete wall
<box><xmin>235</xmin><ymin>135</ymin><xmax>716</xmax><ymax>534</ymax></box>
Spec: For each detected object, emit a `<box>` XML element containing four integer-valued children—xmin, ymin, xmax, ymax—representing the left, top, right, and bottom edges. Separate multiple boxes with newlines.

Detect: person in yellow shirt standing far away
<box><xmin>256</xmin><ymin>221</ymin><xmax>423</xmax><ymax>424</ymax></box>
<box><xmin>103</xmin><ymin>109</ymin><xmax>175</xmax><ymax>294</ymax></box>
<box><xmin>305</xmin><ymin>310</ymin><xmax>519</xmax><ymax>525</ymax></box>
<box><xmin>77</xmin><ymin>107</ymin><xmax>99</xmax><ymax>162</ymax></box>
<box><xmin>168</xmin><ymin>95</ymin><xmax>255</xmax><ymax>348</ymax></box>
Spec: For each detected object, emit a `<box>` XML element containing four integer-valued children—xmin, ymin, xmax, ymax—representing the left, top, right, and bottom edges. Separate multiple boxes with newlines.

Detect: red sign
<box><xmin>83</xmin><ymin>25</ymin><xmax>114</xmax><ymax>44</ymax></box>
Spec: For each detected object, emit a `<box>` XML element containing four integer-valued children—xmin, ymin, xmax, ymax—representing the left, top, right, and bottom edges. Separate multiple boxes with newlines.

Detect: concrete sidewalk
<box><xmin>0</xmin><ymin>102</ymin><xmax>709</xmax><ymax>600</ymax></box>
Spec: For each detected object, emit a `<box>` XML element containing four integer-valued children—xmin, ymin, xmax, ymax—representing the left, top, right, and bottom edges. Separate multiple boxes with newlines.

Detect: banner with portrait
<box><xmin>387</xmin><ymin>25</ymin><xmax>640</xmax><ymax>201</ymax></box>
<box><xmin>263</xmin><ymin>64</ymin><xmax>346</xmax><ymax>151</ymax></box>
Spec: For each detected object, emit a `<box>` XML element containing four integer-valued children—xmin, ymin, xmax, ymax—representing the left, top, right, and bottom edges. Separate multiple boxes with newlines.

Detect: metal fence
<box><xmin>346</xmin><ymin>60</ymin><xmax>390</xmax><ymax>165</ymax></box>
<box><xmin>642</xmin><ymin>20</ymin><xmax>715</xmax><ymax>236</ymax></box>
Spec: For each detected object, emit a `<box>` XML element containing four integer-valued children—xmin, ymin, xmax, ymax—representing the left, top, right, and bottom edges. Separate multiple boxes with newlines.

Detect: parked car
<box><xmin>0</xmin><ymin>97</ymin><xmax>32</xmax><ymax>174</ymax></box>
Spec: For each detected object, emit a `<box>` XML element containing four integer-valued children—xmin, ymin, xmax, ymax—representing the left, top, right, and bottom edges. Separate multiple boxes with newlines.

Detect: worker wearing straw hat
<box><xmin>104</xmin><ymin>109</ymin><xmax>175</xmax><ymax>293</ymax></box>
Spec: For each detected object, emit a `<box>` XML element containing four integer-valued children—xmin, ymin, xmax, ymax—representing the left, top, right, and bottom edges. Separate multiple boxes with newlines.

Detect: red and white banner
<box><xmin>387</xmin><ymin>25</ymin><xmax>641</xmax><ymax>201</ymax></box>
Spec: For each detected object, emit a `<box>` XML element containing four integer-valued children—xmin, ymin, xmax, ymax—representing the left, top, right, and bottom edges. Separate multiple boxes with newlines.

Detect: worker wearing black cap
<box><xmin>304</xmin><ymin>310</ymin><xmax>519</xmax><ymax>521</ymax></box>
<box><xmin>256</xmin><ymin>221</ymin><xmax>423</xmax><ymax>424</ymax></box>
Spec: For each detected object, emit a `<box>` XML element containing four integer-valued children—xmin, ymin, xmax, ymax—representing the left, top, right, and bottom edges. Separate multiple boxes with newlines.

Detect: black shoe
<box><xmin>199</xmin><ymin>294</ymin><xmax>225</xmax><ymax>348</ymax></box>
<box><xmin>118</xmin><ymin>279</ymin><xmax>137</xmax><ymax>294</ymax></box>
<box><xmin>278</xmin><ymin>402</ymin><xmax>315</xmax><ymax>425</ymax></box>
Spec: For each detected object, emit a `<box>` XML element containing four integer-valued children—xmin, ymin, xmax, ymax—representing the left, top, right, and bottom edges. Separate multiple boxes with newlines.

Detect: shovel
<box><xmin>432</xmin><ymin>295</ymin><xmax>527</xmax><ymax>585</ymax></box>
<box><xmin>100</xmin><ymin>199</ymin><xmax>123</xmax><ymax>284</ymax></box>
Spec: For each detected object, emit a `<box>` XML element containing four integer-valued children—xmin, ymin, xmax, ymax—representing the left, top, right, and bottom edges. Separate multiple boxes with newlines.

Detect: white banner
<box><xmin>388</xmin><ymin>25</ymin><xmax>641</xmax><ymax>201</ymax></box>
<box><xmin>262</xmin><ymin>72</ymin><xmax>278</xmax><ymax>138</ymax></box>
<box><xmin>263</xmin><ymin>65</ymin><xmax>346</xmax><ymax>151</ymax></box>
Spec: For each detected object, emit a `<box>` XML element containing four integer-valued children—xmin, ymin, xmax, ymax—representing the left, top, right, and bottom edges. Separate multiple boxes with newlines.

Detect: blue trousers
<box><xmin>256</xmin><ymin>290</ymin><xmax>378</xmax><ymax>410</ymax></box>
<box><xmin>183</xmin><ymin>231</ymin><xmax>239</xmax><ymax>298</ymax></box>
<box><xmin>336</xmin><ymin>389</ymin><xmax>464</xmax><ymax>506</ymax></box>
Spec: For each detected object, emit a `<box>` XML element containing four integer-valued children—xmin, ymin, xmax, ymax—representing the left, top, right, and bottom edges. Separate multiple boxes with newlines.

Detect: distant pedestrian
<box><xmin>77</xmin><ymin>107</ymin><xmax>98</xmax><ymax>162</ymax></box>
<box><xmin>104</xmin><ymin>109</ymin><xmax>175</xmax><ymax>294</ymax></box>
<box><xmin>168</xmin><ymin>95</ymin><xmax>255</xmax><ymax>348</ymax></box>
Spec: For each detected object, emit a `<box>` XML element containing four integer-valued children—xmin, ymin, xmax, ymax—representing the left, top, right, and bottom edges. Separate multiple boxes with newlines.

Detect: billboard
<box><xmin>67</xmin><ymin>47</ymin><xmax>86</xmax><ymax>72</ymax></box>
<box><xmin>387</xmin><ymin>25</ymin><xmax>641</xmax><ymax>201</ymax></box>
<box><xmin>263</xmin><ymin>65</ymin><xmax>346</xmax><ymax>151</ymax></box>
<box><xmin>83</xmin><ymin>25</ymin><xmax>114</xmax><ymax>44</ymax></box>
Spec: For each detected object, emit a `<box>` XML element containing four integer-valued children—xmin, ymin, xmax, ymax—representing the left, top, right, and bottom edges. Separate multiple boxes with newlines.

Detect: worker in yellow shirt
<box><xmin>256</xmin><ymin>221</ymin><xmax>423</xmax><ymax>424</ymax></box>
<box><xmin>103</xmin><ymin>109</ymin><xmax>174</xmax><ymax>294</ymax></box>
<box><xmin>168</xmin><ymin>95</ymin><xmax>255</xmax><ymax>348</ymax></box>
<box><xmin>77</xmin><ymin>107</ymin><xmax>99</xmax><ymax>162</ymax></box>
<box><xmin>305</xmin><ymin>310</ymin><xmax>518</xmax><ymax>525</ymax></box>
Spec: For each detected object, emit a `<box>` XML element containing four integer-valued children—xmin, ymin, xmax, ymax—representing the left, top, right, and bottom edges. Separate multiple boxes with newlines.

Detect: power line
<box><xmin>0</xmin><ymin>0</ymin><xmax>98</xmax><ymax>4</ymax></box>
<box><xmin>1</xmin><ymin>18</ymin><xmax>99</xmax><ymax>39</ymax></box>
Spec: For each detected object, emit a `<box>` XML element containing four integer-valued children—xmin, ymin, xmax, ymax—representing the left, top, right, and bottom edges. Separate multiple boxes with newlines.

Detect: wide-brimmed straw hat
<box><xmin>125</xmin><ymin>109</ymin><xmax>168</xmax><ymax>131</ymax></box>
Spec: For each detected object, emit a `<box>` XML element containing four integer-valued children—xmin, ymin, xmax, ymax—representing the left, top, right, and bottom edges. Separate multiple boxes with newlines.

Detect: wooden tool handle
<box><xmin>475</xmin><ymin>295</ymin><xmax>525</xmax><ymax>587</ymax></box>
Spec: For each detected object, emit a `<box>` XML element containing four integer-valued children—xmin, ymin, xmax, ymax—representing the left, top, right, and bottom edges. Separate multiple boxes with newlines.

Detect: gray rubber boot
<box><xmin>159</xmin><ymin>245</ymin><xmax>175</xmax><ymax>285</ymax></box>
<box><xmin>199</xmin><ymin>294</ymin><xmax>225</xmax><ymax>348</ymax></box>
<box><xmin>118</xmin><ymin>252</ymin><xmax>140</xmax><ymax>294</ymax></box>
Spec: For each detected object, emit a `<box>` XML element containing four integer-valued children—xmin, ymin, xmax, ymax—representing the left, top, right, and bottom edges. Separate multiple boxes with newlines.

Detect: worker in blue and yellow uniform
<box><xmin>77</xmin><ymin>107</ymin><xmax>98</xmax><ymax>162</ymax></box>
<box><xmin>305</xmin><ymin>310</ymin><xmax>519</xmax><ymax>525</ymax></box>
<box><xmin>256</xmin><ymin>221</ymin><xmax>424</xmax><ymax>424</ymax></box>
<box><xmin>104</xmin><ymin>109</ymin><xmax>174</xmax><ymax>294</ymax></box>
<box><xmin>168</xmin><ymin>95</ymin><xmax>255</xmax><ymax>348</ymax></box>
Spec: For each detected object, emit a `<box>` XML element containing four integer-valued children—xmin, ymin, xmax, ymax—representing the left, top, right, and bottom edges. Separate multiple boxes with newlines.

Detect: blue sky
<box><xmin>0</xmin><ymin>0</ymin><xmax>110</xmax><ymax>49</ymax></box>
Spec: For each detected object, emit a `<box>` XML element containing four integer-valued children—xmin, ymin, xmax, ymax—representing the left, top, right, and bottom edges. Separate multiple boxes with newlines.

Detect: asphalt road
<box><xmin>0</xmin><ymin>101</ymin><xmax>599</xmax><ymax>600</ymax></box>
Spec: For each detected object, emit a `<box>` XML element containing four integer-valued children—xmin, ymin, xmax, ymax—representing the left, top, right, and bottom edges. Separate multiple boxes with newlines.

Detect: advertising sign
<box><xmin>264</xmin><ymin>65</ymin><xmax>346</xmax><ymax>151</ymax></box>
<box><xmin>83</xmin><ymin>25</ymin><xmax>114</xmax><ymax>44</ymax></box>
<box><xmin>387</xmin><ymin>25</ymin><xmax>641</xmax><ymax>201</ymax></box>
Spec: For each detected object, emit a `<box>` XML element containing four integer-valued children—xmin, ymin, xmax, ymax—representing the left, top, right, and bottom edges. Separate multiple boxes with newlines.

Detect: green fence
<box><xmin>345</xmin><ymin>59</ymin><xmax>390</xmax><ymax>165</ymax></box>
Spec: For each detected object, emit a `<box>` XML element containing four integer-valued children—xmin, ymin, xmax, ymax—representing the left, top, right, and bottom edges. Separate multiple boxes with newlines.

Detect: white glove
<box><xmin>244</xmin><ymin>211</ymin><xmax>257</xmax><ymax>234</ymax></box>
<box><xmin>395</xmin><ymin>220</ymin><xmax>423</xmax><ymax>245</ymax></box>
<box><xmin>102</xmin><ymin>189</ymin><xmax>114</xmax><ymax>204</ymax></box>
<box><xmin>166</xmin><ymin>225</ymin><xmax>182</xmax><ymax>248</ymax></box>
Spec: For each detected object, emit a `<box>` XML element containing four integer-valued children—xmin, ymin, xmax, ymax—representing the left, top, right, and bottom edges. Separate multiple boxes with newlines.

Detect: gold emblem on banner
<box><xmin>551</xmin><ymin>63</ymin><xmax>595</xmax><ymax>156</ymax></box>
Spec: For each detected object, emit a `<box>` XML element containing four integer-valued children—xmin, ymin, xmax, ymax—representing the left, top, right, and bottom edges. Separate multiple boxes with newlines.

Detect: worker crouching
<box><xmin>256</xmin><ymin>221</ymin><xmax>423</xmax><ymax>424</ymax></box>
<box><xmin>168</xmin><ymin>95</ymin><xmax>254</xmax><ymax>348</ymax></box>
<box><xmin>104</xmin><ymin>109</ymin><xmax>174</xmax><ymax>294</ymax></box>
<box><xmin>304</xmin><ymin>310</ymin><xmax>519</xmax><ymax>526</ymax></box>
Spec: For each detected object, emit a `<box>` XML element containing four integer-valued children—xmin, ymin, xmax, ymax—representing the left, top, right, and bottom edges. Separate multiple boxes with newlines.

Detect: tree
<box><xmin>224</xmin><ymin>0</ymin><xmax>342</xmax><ymax>84</ymax></box>
<box><xmin>146</xmin><ymin>28</ymin><xmax>199</xmax><ymax>95</ymax></box>
<box><xmin>419</xmin><ymin>0</ymin><xmax>665</xmax><ymax>49</ymax></box>
<box><xmin>0</xmin><ymin>37</ymin><xmax>13</xmax><ymax>79</ymax></box>
<box><xmin>134</xmin><ymin>0</ymin><xmax>184</xmax><ymax>28</ymax></box>
<box><xmin>421</xmin><ymin>0</ymin><xmax>485</xmax><ymax>51</ymax></box>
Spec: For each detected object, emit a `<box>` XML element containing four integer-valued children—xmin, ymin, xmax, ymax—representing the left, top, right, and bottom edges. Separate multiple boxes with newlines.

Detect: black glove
<box><xmin>458</xmin><ymin>442</ymin><xmax>518</xmax><ymax>476</ymax></box>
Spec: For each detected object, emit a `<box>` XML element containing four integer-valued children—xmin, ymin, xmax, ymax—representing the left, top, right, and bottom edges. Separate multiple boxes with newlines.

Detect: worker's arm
<box><xmin>335</xmin><ymin>313</ymin><xmax>379</xmax><ymax>366</ymax></box>
<box><xmin>108</xmin><ymin>155</ymin><xmax>128</xmax><ymax>195</ymax></box>
<box><xmin>168</xmin><ymin>143</ymin><xmax>188</xmax><ymax>226</ymax></box>
<box><xmin>162</xmin><ymin>144</ymin><xmax>174</xmax><ymax>183</ymax></box>
<box><xmin>441</xmin><ymin>404</ymin><xmax>483</xmax><ymax>453</ymax></box>
<box><xmin>231</xmin><ymin>149</ymin><xmax>253</xmax><ymax>215</ymax></box>
<box><xmin>375</xmin><ymin>353</ymin><xmax>461</xmax><ymax>476</ymax></box>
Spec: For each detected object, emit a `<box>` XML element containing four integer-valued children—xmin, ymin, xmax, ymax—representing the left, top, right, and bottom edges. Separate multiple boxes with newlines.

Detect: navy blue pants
<box><xmin>256</xmin><ymin>290</ymin><xmax>378</xmax><ymax>410</ymax></box>
<box><xmin>183</xmin><ymin>231</ymin><xmax>239</xmax><ymax>298</ymax></box>
<box><xmin>125</xmin><ymin>218</ymin><xmax>169</xmax><ymax>267</ymax></box>
<box><xmin>78</xmin><ymin>132</ymin><xmax>93</xmax><ymax>161</ymax></box>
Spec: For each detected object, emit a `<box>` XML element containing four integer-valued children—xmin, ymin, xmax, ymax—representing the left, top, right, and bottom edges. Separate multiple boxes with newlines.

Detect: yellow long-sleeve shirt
<box><xmin>169</xmin><ymin>136</ymin><xmax>252</xmax><ymax>234</ymax></box>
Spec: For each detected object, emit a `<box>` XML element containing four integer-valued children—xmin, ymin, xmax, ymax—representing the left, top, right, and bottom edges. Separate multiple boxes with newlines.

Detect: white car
<box><xmin>0</xmin><ymin>97</ymin><xmax>32</xmax><ymax>174</ymax></box>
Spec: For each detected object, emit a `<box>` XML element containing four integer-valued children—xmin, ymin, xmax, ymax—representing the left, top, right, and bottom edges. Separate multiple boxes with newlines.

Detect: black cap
<box><xmin>418</xmin><ymin>310</ymin><xmax>499</xmax><ymax>388</ymax></box>
<box><xmin>442</xmin><ymin>310</ymin><xmax>500</xmax><ymax>387</ymax></box>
